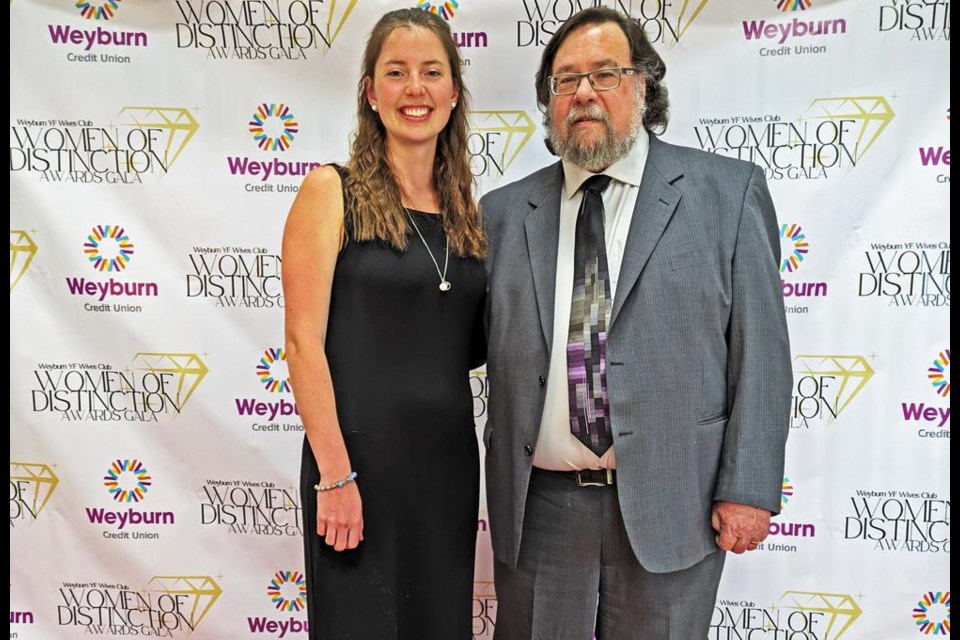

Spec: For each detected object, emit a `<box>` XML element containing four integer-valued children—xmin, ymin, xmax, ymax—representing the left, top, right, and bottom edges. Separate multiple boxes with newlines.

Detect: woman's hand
<box><xmin>316</xmin><ymin>483</ymin><xmax>364</xmax><ymax>551</ymax></box>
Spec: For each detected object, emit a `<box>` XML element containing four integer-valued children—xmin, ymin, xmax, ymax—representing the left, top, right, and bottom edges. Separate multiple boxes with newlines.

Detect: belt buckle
<box><xmin>575</xmin><ymin>469</ymin><xmax>613</xmax><ymax>487</ymax></box>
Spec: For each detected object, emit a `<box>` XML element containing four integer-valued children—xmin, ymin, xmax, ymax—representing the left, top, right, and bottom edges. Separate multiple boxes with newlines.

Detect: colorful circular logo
<box><xmin>267</xmin><ymin>571</ymin><xmax>307</xmax><ymax>612</ymax></box>
<box><xmin>75</xmin><ymin>0</ymin><xmax>122</xmax><ymax>20</ymax></box>
<box><xmin>103</xmin><ymin>459</ymin><xmax>152</xmax><ymax>503</ymax></box>
<box><xmin>913</xmin><ymin>591</ymin><xmax>950</xmax><ymax>635</ymax></box>
<box><xmin>781</xmin><ymin>478</ymin><xmax>794</xmax><ymax>508</ymax></box>
<box><xmin>776</xmin><ymin>0</ymin><xmax>812</xmax><ymax>10</ymax></box>
<box><xmin>249</xmin><ymin>104</ymin><xmax>299</xmax><ymax>152</ymax></box>
<box><xmin>779</xmin><ymin>224</ymin><xmax>809</xmax><ymax>273</ymax></box>
<box><xmin>928</xmin><ymin>350</ymin><xmax>950</xmax><ymax>397</ymax></box>
<box><xmin>257</xmin><ymin>348</ymin><xmax>291</xmax><ymax>393</ymax></box>
<box><xmin>84</xmin><ymin>225</ymin><xmax>134</xmax><ymax>272</ymax></box>
<box><xmin>418</xmin><ymin>0</ymin><xmax>460</xmax><ymax>20</ymax></box>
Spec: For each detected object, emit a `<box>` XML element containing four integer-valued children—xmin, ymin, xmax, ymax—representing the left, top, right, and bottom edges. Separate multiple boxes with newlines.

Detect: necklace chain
<box><xmin>405</xmin><ymin>210</ymin><xmax>451</xmax><ymax>292</ymax></box>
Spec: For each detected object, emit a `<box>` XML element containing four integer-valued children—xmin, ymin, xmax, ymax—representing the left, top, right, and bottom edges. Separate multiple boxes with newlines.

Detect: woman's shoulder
<box><xmin>300</xmin><ymin>163</ymin><xmax>345</xmax><ymax>195</ymax></box>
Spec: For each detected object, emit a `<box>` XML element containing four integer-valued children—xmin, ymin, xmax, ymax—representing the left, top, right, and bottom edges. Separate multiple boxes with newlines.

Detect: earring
<box><xmin>451</xmin><ymin>101</ymin><xmax>457</xmax><ymax>109</ymax></box>
<box><xmin>371</xmin><ymin>104</ymin><xmax>378</xmax><ymax>112</ymax></box>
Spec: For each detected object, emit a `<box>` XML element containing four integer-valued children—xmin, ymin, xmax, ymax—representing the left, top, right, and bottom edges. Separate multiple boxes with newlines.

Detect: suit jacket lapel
<box><xmin>524</xmin><ymin>162</ymin><xmax>564</xmax><ymax>351</ymax></box>
<box><xmin>610</xmin><ymin>136</ymin><xmax>684</xmax><ymax>330</ymax></box>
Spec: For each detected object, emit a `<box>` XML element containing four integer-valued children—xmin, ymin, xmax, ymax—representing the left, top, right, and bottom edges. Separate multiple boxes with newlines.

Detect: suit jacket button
<box><xmin>523</xmin><ymin>445</ymin><xmax>534</xmax><ymax>456</ymax></box>
<box><xmin>537</xmin><ymin>375</ymin><xmax>546</xmax><ymax>387</ymax></box>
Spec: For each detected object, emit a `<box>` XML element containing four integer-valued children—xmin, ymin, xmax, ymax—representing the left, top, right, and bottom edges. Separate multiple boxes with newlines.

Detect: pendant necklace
<box><xmin>405</xmin><ymin>210</ymin><xmax>452</xmax><ymax>292</ymax></box>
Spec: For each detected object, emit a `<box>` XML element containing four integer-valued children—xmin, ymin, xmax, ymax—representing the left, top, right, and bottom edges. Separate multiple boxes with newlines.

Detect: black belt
<box><xmin>534</xmin><ymin>467</ymin><xmax>616</xmax><ymax>487</ymax></box>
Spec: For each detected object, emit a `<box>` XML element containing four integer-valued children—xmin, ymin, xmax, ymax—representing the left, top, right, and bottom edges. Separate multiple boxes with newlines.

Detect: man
<box><xmin>481</xmin><ymin>7</ymin><xmax>792</xmax><ymax>639</ymax></box>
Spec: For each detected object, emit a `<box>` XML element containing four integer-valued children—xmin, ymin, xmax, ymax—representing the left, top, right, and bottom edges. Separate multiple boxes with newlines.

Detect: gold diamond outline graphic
<box><xmin>805</xmin><ymin>96</ymin><xmax>895</xmax><ymax>163</ymax></box>
<box><xmin>469</xmin><ymin>111</ymin><xmax>537</xmax><ymax>174</ymax></box>
<box><xmin>778</xmin><ymin>590</ymin><xmax>862</xmax><ymax>640</ymax></box>
<box><xmin>674</xmin><ymin>0</ymin><xmax>711</xmax><ymax>40</ymax></box>
<box><xmin>132</xmin><ymin>352</ymin><xmax>209</xmax><ymax>411</ymax></box>
<box><xmin>792</xmin><ymin>355</ymin><xmax>874</xmax><ymax>422</ymax></box>
<box><xmin>10</xmin><ymin>462</ymin><xmax>59</xmax><ymax>519</ymax></box>
<box><xmin>10</xmin><ymin>230</ymin><xmax>38</xmax><ymax>291</ymax></box>
<box><xmin>144</xmin><ymin>575</ymin><xmax>222</xmax><ymax>630</ymax></box>
<box><xmin>326</xmin><ymin>0</ymin><xmax>359</xmax><ymax>46</ymax></box>
<box><xmin>116</xmin><ymin>107</ymin><xmax>199</xmax><ymax>171</ymax></box>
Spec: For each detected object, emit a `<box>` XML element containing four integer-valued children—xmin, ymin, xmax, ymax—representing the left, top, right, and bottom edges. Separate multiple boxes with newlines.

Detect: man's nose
<box><xmin>573</xmin><ymin>75</ymin><xmax>597</xmax><ymax>101</ymax></box>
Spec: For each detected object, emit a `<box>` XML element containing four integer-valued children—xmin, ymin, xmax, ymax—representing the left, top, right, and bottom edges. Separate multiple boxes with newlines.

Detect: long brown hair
<box><xmin>345</xmin><ymin>8</ymin><xmax>486</xmax><ymax>259</ymax></box>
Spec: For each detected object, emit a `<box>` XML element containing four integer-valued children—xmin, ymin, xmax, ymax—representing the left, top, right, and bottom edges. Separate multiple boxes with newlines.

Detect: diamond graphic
<box><xmin>10</xmin><ymin>230</ymin><xmax>37</xmax><ymax>291</ymax></box>
<box><xmin>793</xmin><ymin>355</ymin><xmax>874</xmax><ymax>421</ymax></box>
<box><xmin>132</xmin><ymin>352</ymin><xmax>209</xmax><ymax>410</ymax></box>
<box><xmin>469</xmin><ymin>111</ymin><xmax>537</xmax><ymax>174</ymax></box>
<box><xmin>804</xmin><ymin>96</ymin><xmax>895</xmax><ymax>163</ymax></box>
<box><xmin>9</xmin><ymin>462</ymin><xmax>59</xmax><ymax>519</ymax></box>
<box><xmin>777</xmin><ymin>591</ymin><xmax>862</xmax><ymax>640</ymax></box>
<box><xmin>324</xmin><ymin>0</ymin><xmax>359</xmax><ymax>46</ymax></box>
<box><xmin>115</xmin><ymin>107</ymin><xmax>199</xmax><ymax>170</ymax></box>
<box><xmin>674</xmin><ymin>0</ymin><xmax>711</xmax><ymax>40</ymax></box>
<box><xmin>144</xmin><ymin>576</ymin><xmax>221</xmax><ymax>629</ymax></box>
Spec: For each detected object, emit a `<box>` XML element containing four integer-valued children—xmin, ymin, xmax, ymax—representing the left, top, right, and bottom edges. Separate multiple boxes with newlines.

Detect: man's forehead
<box><xmin>552</xmin><ymin>23</ymin><xmax>631</xmax><ymax>72</ymax></box>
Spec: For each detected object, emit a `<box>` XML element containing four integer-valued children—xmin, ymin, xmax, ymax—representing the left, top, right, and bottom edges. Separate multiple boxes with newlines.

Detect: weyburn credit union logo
<box><xmin>779</xmin><ymin>223</ymin><xmax>828</xmax><ymax>307</ymax></box>
<box><xmin>257</xmin><ymin>348</ymin><xmax>291</xmax><ymax>393</ymax></box>
<box><xmin>780</xmin><ymin>224</ymin><xmax>809</xmax><ymax>273</ymax></box>
<box><xmin>228</xmin><ymin>103</ymin><xmax>319</xmax><ymax>187</ymax></box>
<box><xmin>268</xmin><ymin>571</ymin><xmax>307</xmax><ymax>612</ymax></box>
<box><xmin>10</xmin><ymin>462</ymin><xmax>59</xmax><ymax>526</ymax></box>
<box><xmin>913</xmin><ymin>591</ymin><xmax>950</xmax><ymax>635</ymax></box>
<box><xmin>84</xmin><ymin>225</ymin><xmax>134</xmax><ymax>271</ymax></box>
<box><xmin>902</xmin><ymin>349</ymin><xmax>950</xmax><ymax>437</ymax></box>
<box><xmin>777</xmin><ymin>0</ymin><xmax>812</xmax><ymax>10</ymax></box>
<box><xmin>250</xmin><ymin>104</ymin><xmax>299</xmax><ymax>152</ymax></box>
<box><xmin>236</xmin><ymin>349</ymin><xmax>302</xmax><ymax>433</ymax></box>
<box><xmin>418</xmin><ymin>0</ymin><xmax>460</xmax><ymax>20</ymax></box>
<box><xmin>103</xmin><ymin>458</ymin><xmax>151</xmax><ymax>503</ymax></box>
<box><xmin>76</xmin><ymin>1</ymin><xmax>122</xmax><ymax>20</ymax></box>
<box><xmin>10</xmin><ymin>229</ymin><xmax>38</xmax><ymax>291</ymax></box>
<box><xmin>247</xmin><ymin>570</ymin><xmax>309</xmax><ymax>635</ymax></box>
<box><xmin>929</xmin><ymin>350</ymin><xmax>950</xmax><ymax>397</ymax></box>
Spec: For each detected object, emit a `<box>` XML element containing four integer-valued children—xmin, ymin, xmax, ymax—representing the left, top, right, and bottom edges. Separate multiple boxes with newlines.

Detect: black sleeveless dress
<box><xmin>300</xmin><ymin>181</ymin><xmax>485</xmax><ymax>639</ymax></box>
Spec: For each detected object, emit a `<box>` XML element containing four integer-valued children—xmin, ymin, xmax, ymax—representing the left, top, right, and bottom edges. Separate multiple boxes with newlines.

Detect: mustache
<box><xmin>565</xmin><ymin>104</ymin><xmax>610</xmax><ymax>127</ymax></box>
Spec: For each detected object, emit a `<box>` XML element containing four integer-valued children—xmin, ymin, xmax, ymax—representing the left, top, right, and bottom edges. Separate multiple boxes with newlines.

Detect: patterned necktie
<box><xmin>567</xmin><ymin>174</ymin><xmax>614</xmax><ymax>457</ymax></box>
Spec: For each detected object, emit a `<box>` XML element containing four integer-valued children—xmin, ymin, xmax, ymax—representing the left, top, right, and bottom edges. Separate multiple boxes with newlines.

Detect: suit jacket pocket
<box><xmin>697</xmin><ymin>411</ymin><xmax>728</xmax><ymax>426</ymax></box>
<box><xmin>669</xmin><ymin>249</ymin><xmax>701</xmax><ymax>272</ymax></box>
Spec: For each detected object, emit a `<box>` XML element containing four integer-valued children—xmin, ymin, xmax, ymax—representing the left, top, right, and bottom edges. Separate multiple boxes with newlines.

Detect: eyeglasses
<box><xmin>548</xmin><ymin>67</ymin><xmax>641</xmax><ymax>96</ymax></box>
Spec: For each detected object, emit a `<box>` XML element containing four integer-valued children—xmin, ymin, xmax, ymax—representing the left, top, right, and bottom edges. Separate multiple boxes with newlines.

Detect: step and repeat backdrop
<box><xmin>10</xmin><ymin>0</ymin><xmax>949</xmax><ymax>638</ymax></box>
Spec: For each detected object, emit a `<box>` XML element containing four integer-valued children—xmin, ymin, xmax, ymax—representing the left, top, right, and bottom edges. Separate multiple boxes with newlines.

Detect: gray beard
<box><xmin>545</xmin><ymin>91</ymin><xmax>644</xmax><ymax>172</ymax></box>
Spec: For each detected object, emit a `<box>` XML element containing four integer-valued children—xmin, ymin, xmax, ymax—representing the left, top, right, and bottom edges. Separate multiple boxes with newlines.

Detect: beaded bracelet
<box><xmin>314</xmin><ymin>471</ymin><xmax>358</xmax><ymax>492</ymax></box>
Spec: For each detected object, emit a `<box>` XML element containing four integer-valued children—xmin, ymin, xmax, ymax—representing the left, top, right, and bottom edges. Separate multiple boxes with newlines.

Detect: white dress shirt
<box><xmin>533</xmin><ymin>128</ymin><xmax>650</xmax><ymax>471</ymax></box>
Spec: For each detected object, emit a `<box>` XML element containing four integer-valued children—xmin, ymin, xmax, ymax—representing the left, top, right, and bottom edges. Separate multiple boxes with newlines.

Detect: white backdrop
<box><xmin>10</xmin><ymin>1</ymin><xmax>949</xmax><ymax>638</ymax></box>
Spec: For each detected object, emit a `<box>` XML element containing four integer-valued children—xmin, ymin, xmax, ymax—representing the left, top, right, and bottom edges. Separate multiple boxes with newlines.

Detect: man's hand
<box><xmin>711</xmin><ymin>501</ymin><xmax>770</xmax><ymax>554</ymax></box>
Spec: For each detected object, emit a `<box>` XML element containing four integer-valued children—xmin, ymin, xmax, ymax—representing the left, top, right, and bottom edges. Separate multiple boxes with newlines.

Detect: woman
<box><xmin>281</xmin><ymin>8</ymin><xmax>486</xmax><ymax>639</ymax></box>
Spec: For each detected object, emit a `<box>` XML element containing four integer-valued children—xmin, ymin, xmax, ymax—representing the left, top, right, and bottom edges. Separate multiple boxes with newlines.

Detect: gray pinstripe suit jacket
<box><xmin>481</xmin><ymin>134</ymin><xmax>792</xmax><ymax>574</ymax></box>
